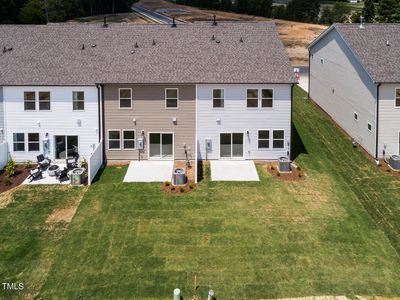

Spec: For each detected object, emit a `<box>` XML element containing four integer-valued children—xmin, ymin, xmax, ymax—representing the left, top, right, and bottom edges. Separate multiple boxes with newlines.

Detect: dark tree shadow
<box><xmin>291</xmin><ymin>122</ymin><xmax>308</xmax><ymax>161</ymax></box>
<box><xmin>197</xmin><ymin>159</ymin><xmax>204</xmax><ymax>182</ymax></box>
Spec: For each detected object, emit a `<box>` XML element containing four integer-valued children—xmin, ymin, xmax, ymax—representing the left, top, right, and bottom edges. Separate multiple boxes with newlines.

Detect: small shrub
<box><xmin>170</xmin><ymin>186</ymin><xmax>175</xmax><ymax>191</ymax></box>
<box><xmin>386</xmin><ymin>169</ymin><xmax>391</xmax><ymax>173</ymax></box>
<box><xmin>297</xmin><ymin>166</ymin><xmax>301</xmax><ymax>171</ymax></box>
<box><xmin>179</xmin><ymin>187</ymin><xmax>185</xmax><ymax>193</ymax></box>
<box><xmin>270</xmin><ymin>165</ymin><xmax>275</xmax><ymax>170</ymax></box>
<box><xmin>298</xmin><ymin>174</ymin><xmax>302</xmax><ymax>178</ymax></box>
<box><xmin>24</xmin><ymin>160</ymin><xmax>32</xmax><ymax>169</ymax></box>
<box><xmin>80</xmin><ymin>158</ymin><xmax>88</xmax><ymax>170</ymax></box>
<box><xmin>165</xmin><ymin>181</ymin><xmax>171</xmax><ymax>186</ymax></box>
<box><xmin>3</xmin><ymin>175</ymin><xmax>12</xmax><ymax>186</ymax></box>
<box><xmin>276</xmin><ymin>171</ymin><xmax>281</xmax><ymax>177</ymax></box>
<box><xmin>5</xmin><ymin>158</ymin><xmax>17</xmax><ymax>177</ymax></box>
<box><xmin>189</xmin><ymin>182</ymin><xmax>194</xmax><ymax>189</ymax></box>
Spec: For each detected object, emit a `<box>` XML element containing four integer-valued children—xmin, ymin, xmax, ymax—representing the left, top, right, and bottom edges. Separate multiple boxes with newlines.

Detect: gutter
<box><xmin>375</xmin><ymin>83</ymin><xmax>381</xmax><ymax>160</ymax></box>
<box><xmin>96</xmin><ymin>83</ymin><xmax>106</xmax><ymax>164</ymax></box>
<box><xmin>308</xmin><ymin>50</ymin><xmax>311</xmax><ymax>100</ymax></box>
<box><xmin>290</xmin><ymin>83</ymin><xmax>294</xmax><ymax>160</ymax></box>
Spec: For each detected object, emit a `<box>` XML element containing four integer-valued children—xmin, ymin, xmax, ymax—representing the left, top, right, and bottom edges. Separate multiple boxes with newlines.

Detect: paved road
<box><xmin>132</xmin><ymin>4</ymin><xmax>183</xmax><ymax>24</ymax></box>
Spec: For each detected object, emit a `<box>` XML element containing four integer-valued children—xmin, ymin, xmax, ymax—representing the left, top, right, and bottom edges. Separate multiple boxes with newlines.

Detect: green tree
<box><xmin>319</xmin><ymin>2</ymin><xmax>351</xmax><ymax>24</ymax></box>
<box><xmin>220</xmin><ymin>0</ymin><xmax>232</xmax><ymax>11</ymax></box>
<box><xmin>272</xmin><ymin>4</ymin><xmax>286</xmax><ymax>19</ymax></box>
<box><xmin>362</xmin><ymin>0</ymin><xmax>375</xmax><ymax>22</ymax></box>
<box><xmin>19</xmin><ymin>0</ymin><xmax>46</xmax><ymax>23</ymax></box>
<box><xmin>286</xmin><ymin>0</ymin><xmax>320</xmax><ymax>23</ymax></box>
<box><xmin>377</xmin><ymin>0</ymin><xmax>400</xmax><ymax>22</ymax></box>
<box><xmin>0</xmin><ymin>0</ymin><xmax>18</xmax><ymax>23</ymax></box>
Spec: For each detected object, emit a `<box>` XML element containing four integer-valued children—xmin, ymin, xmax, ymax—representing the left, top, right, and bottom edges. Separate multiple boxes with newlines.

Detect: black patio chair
<box><xmin>66</xmin><ymin>152</ymin><xmax>79</xmax><ymax>170</ymax></box>
<box><xmin>27</xmin><ymin>167</ymin><xmax>43</xmax><ymax>182</ymax></box>
<box><xmin>57</xmin><ymin>167</ymin><xmax>70</xmax><ymax>183</ymax></box>
<box><xmin>37</xmin><ymin>154</ymin><xmax>51</xmax><ymax>170</ymax></box>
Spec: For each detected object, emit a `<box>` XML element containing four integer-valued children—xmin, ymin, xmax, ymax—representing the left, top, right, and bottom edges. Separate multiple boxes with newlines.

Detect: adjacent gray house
<box><xmin>309</xmin><ymin>23</ymin><xmax>400</xmax><ymax>159</ymax></box>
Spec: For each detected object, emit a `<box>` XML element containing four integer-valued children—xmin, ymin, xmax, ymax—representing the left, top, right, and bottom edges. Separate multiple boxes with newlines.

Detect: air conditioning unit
<box><xmin>388</xmin><ymin>155</ymin><xmax>400</xmax><ymax>170</ymax></box>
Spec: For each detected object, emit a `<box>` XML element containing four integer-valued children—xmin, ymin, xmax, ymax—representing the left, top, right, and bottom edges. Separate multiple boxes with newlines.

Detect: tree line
<box><xmin>176</xmin><ymin>0</ymin><xmax>400</xmax><ymax>24</ymax></box>
<box><xmin>0</xmin><ymin>0</ymin><xmax>135</xmax><ymax>24</ymax></box>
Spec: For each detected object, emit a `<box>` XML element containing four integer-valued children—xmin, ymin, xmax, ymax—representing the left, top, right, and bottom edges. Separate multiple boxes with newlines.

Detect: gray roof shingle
<box><xmin>0</xmin><ymin>22</ymin><xmax>296</xmax><ymax>86</ymax></box>
<box><xmin>334</xmin><ymin>23</ymin><xmax>400</xmax><ymax>83</ymax></box>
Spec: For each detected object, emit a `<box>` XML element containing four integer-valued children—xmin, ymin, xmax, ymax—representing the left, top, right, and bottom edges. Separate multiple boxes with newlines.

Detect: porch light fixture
<box><xmin>77</xmin><ymin>119</ymin><xmax>82</xmax><ymax>126</ymax></box>
<box><xmin>133</xmin><ymin>118</ymin><xmax>136</xmax><ymax>125</ymax></box>
<box><xmin>0</xmin><ymin>128</ymin><xmax>3</xmax><ymax>134</ymax></box>
<box><xmin>172</xmin><ymin>117</ymin><xmax>177</xmax><ymax>123</ymax></box>
<box><xmin>216</xmin><ymin>118</ymin><xmax>221</xmax><ymax>124</ymax></box>
<box><xmin>37</xmin><ymin>120</ymin><xmax>41</xmax><ymax>127</ymax></box>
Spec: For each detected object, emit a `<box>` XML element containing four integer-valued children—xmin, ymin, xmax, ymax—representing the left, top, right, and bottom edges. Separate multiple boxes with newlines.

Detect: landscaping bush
<box><xmin>189</xmin><ymin>182</ymin><xmax>194</xmax><ymax>189</ymax></box>
<box><xmin>3</xmin><ymin>175</ymin><xmax>12</xmax><ymax>186</ymax></box>
<box><xmin>179</xmin><ymin>187</ymin><xmax>185</xmax><ymax>193</ymax></box>
<box><xmin>5</xmin><ymin>158</ymin><xmax>17</xmax><ymax>177</ymax></box>
<box><xmin>170</xmin><ymin>186</ymin><xmax>175</xmax><ymax>191</ymax></box>
<box><xmin>24</xmin><ymin>160</ymin><xmax>32</xmax><ymax>169</ymax></box>
<box><xmin>165</xmin><ymin>181</ymin><xmax>171</xmax><ymax>187</ymax></box>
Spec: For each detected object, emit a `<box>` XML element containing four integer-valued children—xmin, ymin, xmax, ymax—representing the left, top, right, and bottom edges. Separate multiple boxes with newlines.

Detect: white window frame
<box><xmin>257</xmin><ymin>130</ymin><xmax>270</xmax><ymax>150</ymax></box>
<box><xmin>354</xmin><ymin>112</ymin><xmax>359</xmax><ymax>122</ymax></box>
<box><xmin>246</xmin><ymin>88</ymin><xmax>259</xmax><ymax>109</ymax></box>
<box><xmin>27</xmin><ymin>133</ymin><xmax>40</xmax><ymax>152</ymax></box>
<box><xmin>261</xmin><ymin>88</ymin><xmax>274</xmax><ymax>109</ymax></box>
<box><xmin>73</xmin><ymin>91</ymin><xmax>85</xmax><ymax>111</ymax></box>
<box><xmin>367</xmin><ymin>122</ymin><xmax>373</xmax><ymax>133</ymax></box>
<box><xmin>24</xmin><ymin>91</ymin><xmax>36</xmax><ymax>111</ymax></box>
<box><xmin>395</xmin><ymin>88</ymin><xmax>400</xmax><ymax>108</ymax></box>
<box><xmin>122</xmin><ymin>129</ymin><xmax>136</xmax><ymax>150</ymax></box>
<box><xmin>108</xmin><ymin>129</ymin><xmax>121</xmax><ymax>150</ymax></box>
<box><xmin>165</xmin><ymin>88</ymin><xmax>179</xmax><ymax>109</ymax></box>
<box><xmin>38</xmin><ymin>91</ymin><xmax>51</xmax><ymax>111</ymax></box>
<box><xmin>272</xmin><ymin>130</ymin><xmax>285</xmax><ymax>149</ymax></box>
<box><xmin>212</xmin><ymin>88</ymin><xmax>225</xmax><ymax>109</ymax></box>
<box><xmin>13</xmin><ymin>133</ymin><xmax>25</xmax><ymax>152</ymax></box>
<box><xmin>118</xmin><ymin>88</ymin><xmax>133</xmax><ymax>109</ymax></box>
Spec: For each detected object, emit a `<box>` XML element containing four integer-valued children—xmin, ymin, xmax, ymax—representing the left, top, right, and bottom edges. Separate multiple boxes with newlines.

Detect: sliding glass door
<box><xmin>149</xmin><ymin>133</ymin><xmax>173</xmax><ymax>159</ymax></box>
<box><xmin>220</xmin><ymin>133</ymin><xmax>244</xmax><ymax>158</ymax></box>
<box><xmin>55</xmin><ymin>135</ymin><xmax>79</xmax><ymax>159</ymax></box>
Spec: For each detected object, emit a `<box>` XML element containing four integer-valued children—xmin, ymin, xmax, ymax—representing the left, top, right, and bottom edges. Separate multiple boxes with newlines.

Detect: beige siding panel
<box><xmin>103</xmin><ymin>85</ymin><xmax>196</xmax><ymax>161</ymax></box>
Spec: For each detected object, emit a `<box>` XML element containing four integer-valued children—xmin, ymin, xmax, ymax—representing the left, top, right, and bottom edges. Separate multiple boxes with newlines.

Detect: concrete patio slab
<box><xmin>210</xmin><ymin>160</ymin><xmax>260</xmax><ymax>181</ymax></box>
<box><xmin>23</xmin><ymin>164</ymin><xmax>70</xmax><ymax>185</ymax></box>
<box><xmin>123</xmin><ymin>161</ymin><xmax>174</xmax><ymax>182</ymax></box>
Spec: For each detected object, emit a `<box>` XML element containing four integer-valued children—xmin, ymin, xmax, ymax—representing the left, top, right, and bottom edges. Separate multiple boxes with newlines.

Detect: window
<box><xmin>354</xmin><ymin>112</ymin><xmax>358</xmax><ymax>121</ymax></box>
<box><xmin>108</xmin><ymin>130</ymin><xmax>121</xmax><ymax>149</ymax></box>
<box><xmin>261</xmin><ymin>89</ymin><xmax>273</xmax><ymax>108</ymax></box>
<box><xmin>13</xmin><ymin>133</ymin><xmax>25</xmax><ymax>151</ymax></box>
<box><xmin>213</xmin><ymin>89</ymin><xmax>224</xmax><ymax>108</ymax></box>
<box><xmin>396</xmin><ymin>89</ymin><xmax>400</xmax><ymax>107</ymax></box>
<box><xmin>367</xmin><ymin>122</ymin><xmax>372</xmax><ymax>132</ymax></box>
<box><xmin>258</xmin><ymin>130</ymin><xmax>270</xmax><ymax>149</ymax></box>
<box><xmin>247</xmin><ymin>89</ymin><xmax>258</xmax><ymax>108</ymax></box>
<box><xmin>166</xmin><ymin>89</ymin><xmax>178</xmax><ymax>108</ymax></box>
<box><xmin>119</xmin><ymin>89</ymin><xmax>132</xmax><ymax>109</ymax></box>
<box><xmin>28</xmin><ymin>133</ymin><xmax>40</xmax><ymax>151</ymax></box>
<box><xmin>122</xmin><ymin>130</ymin><xmax>135</xmax><ymax>149</ymax></box>
<box><xmin>39</xmin><ymin>91</ymin><xmax>51</xmax><ymax>110</ymax></box>
<box><xmin>273</xmin><ymin>130</ymin><xmax>285</xmax><ymax>149</ymax></box>
<box><xmin>73</xmin><ymin>91</ymin><xmax>85</xmax><ymax>110</ymax></box>
<box><xmin>24</xmin><ymin>91</ymin><xmax>36</xmax><ymax>111</ymax></box>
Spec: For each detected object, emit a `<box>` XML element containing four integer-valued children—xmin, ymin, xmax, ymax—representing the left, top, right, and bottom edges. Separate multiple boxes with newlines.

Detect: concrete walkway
<box><xmin>123</xmin><ymin>161</ymin><xmax>173</xmax><ymax>182</ymax></box>
<box><xmin>210</xmin><ymin>160</ymin><xmax>260</xmax><ymax>181</ymax></box>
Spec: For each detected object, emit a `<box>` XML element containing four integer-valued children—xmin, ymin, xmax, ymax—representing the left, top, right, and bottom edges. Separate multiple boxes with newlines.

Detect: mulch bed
<box><xmin>261</xmin><ymin>162</ymin><xmax>306</xmax><ymax>181</ymax></box>
<box><xmin>161</xmin><ymin>181</ymin><xmax>196</xmax><ymax>194</ymax></box>
<box><xmin>0</xmin><ymin>165</ymin><xmax>35</xmax><ymax>194</ymax></box>
<box><xmin>377</xmin><ymin>160</ymin><xmax>400</xmax><ymax>177</ymax></box>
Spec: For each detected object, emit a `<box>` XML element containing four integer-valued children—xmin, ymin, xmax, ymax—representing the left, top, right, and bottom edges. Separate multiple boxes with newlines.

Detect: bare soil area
<box><xmin>138</xmin><ymin>0</ymin><xmax>326</xmax><ymax>65</ymax></box>
<box><xmin>0</xmin><ymin>165</ymin><xmax>34</xmax><ymax>194</ymax></box>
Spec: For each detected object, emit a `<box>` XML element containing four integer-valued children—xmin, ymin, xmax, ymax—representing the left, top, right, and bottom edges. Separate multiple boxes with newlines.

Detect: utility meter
<box><xmin>205</xmin><ymin>139</ymin><xmax>212</xmax><ymax>151</ymax></box>
<box><xmin>137</xmin><ymin>138</ymin><xmax>144</xmax><ymax>150</ymax></box>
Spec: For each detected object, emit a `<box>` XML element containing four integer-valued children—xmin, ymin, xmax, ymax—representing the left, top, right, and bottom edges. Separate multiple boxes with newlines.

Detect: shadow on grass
<box><xmin>89</xmin><ymin>163</ymin><xmax>106</xmax><ymax>185</ymax></box>
<box><xmin>291</xmin><ymin>122</ymin><xmax>308</xmax><ymax>161</ymax></box>
<box><xmin>197</xmin><ymin>159</ymin><xmax>204</xmax><ymax>182</ymax></box>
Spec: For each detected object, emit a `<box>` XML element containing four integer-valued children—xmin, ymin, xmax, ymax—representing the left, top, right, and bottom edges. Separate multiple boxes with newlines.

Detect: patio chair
<box><xmin>57</xmin><ymin>167</ymin><xmax>70</xmax><ymax>183</ymax></box>
<box><xmin>27</xmin><ymin>167</ymin><xmax>43</xmax><ymax>182</ymax></box>
<box><xmin>37</xmin><ymin>154</ymin><xmax>51</xmax><ymax>170</ymax></box>
<box><xmin>66</xmin><ymin>152</ymin><xmax>79</xmax><ymax>170</ymax></box>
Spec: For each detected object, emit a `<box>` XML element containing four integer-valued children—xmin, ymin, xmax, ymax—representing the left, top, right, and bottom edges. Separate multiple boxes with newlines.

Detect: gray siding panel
<box><xmin>103</xmin><ymin>84</ymin><xmax>196</xmax><ymax>161</ymax></box>
<box><xmin>378</xmin><ymin>84</ymin><xmax>400</xmax><ymax>157</ymax></box>
<box><xmin>310</xmin><ymin>28</ymin><xmax>377</xmax><ymax>157</ymax></box>
<box><xmin>0</xmin><ymin>87</ymin><xmax>4</xmax><ymax>141</ymax></box>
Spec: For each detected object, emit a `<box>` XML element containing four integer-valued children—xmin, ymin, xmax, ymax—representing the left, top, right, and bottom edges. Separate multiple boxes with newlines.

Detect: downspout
<box><xmin>99</xmin><ymin>83</ymin><xmax>106</xmax><ymax>164</ymax></box>
<box><xmin>96</xmin><ymin>84</ymin><xmax>102</xmax><ymax>143</ymax></box>
<box><xmin>308</xmin><ymin>50</ymin><xmax>311</xmax><ymax>100</ymax></box>
<box><xmin>290</xmin><ymin>83</ymin><xmax>294</xmax><ymax>160</ymax></box>
<box><xmin>375</xmin><ymin>83</ymin><xmax>381</xmax><ymax>160</ymax></box>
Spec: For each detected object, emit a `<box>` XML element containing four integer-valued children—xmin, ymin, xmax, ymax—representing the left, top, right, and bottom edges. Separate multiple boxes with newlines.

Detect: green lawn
<box><xmin>1</xmin><ymin>87</ymin><xmax>400</xmax><ymax>299</ymax></box>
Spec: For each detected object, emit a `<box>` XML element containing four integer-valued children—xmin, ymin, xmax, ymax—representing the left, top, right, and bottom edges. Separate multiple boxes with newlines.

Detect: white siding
<box><xmin>0</xmin><ymin>87</ymin><xmax>4</xmax><ymax>141</ymax></box>
<box><xmin>378</xmin><ymin>84</ymin><xmax>400</xmax><ymax>157</ymax></box>
<box><xmin>310</xmin><ymin>28</ymin><xmax>377</xmax><ymax>157</ymax></box>
<box><xmin>197</xmin><ymin>84</ymin><xmax>292</xmax><ymax>160</ymax></box>
<box><xmin>3</xmin><ymin>86</ymin><xmax>99</xmax><ymax>162</ymax></box>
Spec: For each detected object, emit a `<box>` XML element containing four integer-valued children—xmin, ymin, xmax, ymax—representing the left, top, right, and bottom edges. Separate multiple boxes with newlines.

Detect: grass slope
<box><xmin>36</xmin><ymin>88</ymin><xmax>400</xmax><ymax>299</ymax></box>
<box><xmin>0</xmin><ymin>186</ymin><xmax>86</xmax><ymax>299</ymax></box>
